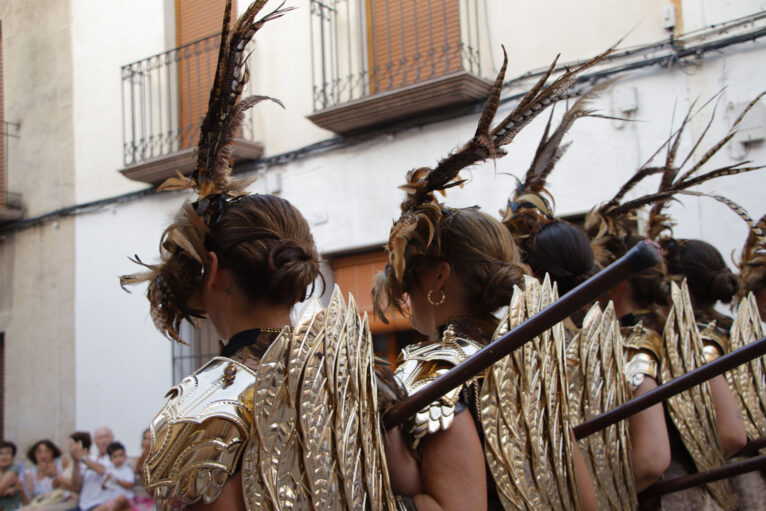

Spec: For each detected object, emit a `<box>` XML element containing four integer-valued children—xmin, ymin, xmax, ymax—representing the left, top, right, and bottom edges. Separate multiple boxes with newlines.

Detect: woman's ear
<box><xmin>434</xmin><ymin>261</ymin><xmax>452</xmax><ymax>288</ymax></box>
<box><xmin>203</xmin><ymin>251</ymin><xmax>221</xmax><ymax>294</ymax></box>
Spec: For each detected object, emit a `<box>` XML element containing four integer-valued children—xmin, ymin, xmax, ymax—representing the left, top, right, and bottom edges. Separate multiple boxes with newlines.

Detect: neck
<box><xmin>219</xmin><ymin>300</ymin><xmax>293</xmax><ymax>342</ymax></box>
<box><xmin>612</xmin><ymin>291</ymin><xmax>639</xmax><ymax>320</ymax></box>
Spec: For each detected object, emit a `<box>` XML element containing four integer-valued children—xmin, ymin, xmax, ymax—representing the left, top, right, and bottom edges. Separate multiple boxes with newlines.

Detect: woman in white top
<box><xmin>24</xmin><ymin>440</ymin><xmax>69</xmax><ymax>498</ymax></box>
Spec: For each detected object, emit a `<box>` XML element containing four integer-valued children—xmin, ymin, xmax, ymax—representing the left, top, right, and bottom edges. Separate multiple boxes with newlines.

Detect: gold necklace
<box><xmin>260</xmin><ymin>327</ymin><xmax>284</xmax><ymax>333</ymax></box>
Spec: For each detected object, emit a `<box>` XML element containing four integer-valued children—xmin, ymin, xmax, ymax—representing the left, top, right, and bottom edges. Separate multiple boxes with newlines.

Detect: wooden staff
<box><xmin>573</xmin><ymin>336</ymin><xmax>766</xmax><ymax>439</ymax></box>
<box><xmin>639</xmin><ymin>454</ymin><xmax>766</xmax><ymax>499</ymax></box>
<box><xmin>636</xmin><ymin>437</ymin><xmax>766</xmax><ymax>498</ymax></box>
<box><xmin>383</xmin><ymin>239</ymin><xmax>661</xmax><ymax>430</ymax></box>
<box><xmin>736</xmin><ymin>435</ymin><xmax>766</xmax><ymax>457</ymax></box>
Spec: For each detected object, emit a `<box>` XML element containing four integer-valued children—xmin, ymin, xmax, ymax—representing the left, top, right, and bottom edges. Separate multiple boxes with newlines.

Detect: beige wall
<box><xmin>1</xmin><ymin>222</ymin><xmax>75</xmax><ymax>448</ymax></box>
<box><xmin>0</xmin><ymin>0</ymin><xmax>76</xmax><ymax>449</ymax></box>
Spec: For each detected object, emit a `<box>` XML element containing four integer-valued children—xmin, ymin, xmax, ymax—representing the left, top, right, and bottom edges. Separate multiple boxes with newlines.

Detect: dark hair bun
<box><xmin>709</xmin><ymin>270</ymin><xmax>739</xmax><ymax>304</ymax></box>
<box><xmin>483</xmin><ymin>262</ymin><xmax>526</xmax><ymax>312</ymax></box>
<box><xmin>267</xmin><ymin>239</ymin><xmax>320</xmax><ymax>302</ymax></box>
<box><xmin>663</xmin><ymin>238</ymin><xmax>737</xmax><ymax>307</ymax></box>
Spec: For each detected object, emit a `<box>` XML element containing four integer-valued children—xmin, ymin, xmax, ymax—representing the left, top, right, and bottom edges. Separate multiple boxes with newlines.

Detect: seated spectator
<box><xmin>25</xmin><ymin>440</ymin><xmax>70</xmax><ymax>499</ymax></box>
<box><xmin>68</xmin><ymin>432</ymin><xmax>111</xmax><ymax>511</ymax></box>
<box><xmin>94</xmin><ymin>443</ymin><xmax>134</xmax><ymax>511</ymax></box>
<box><xmin>131</xmin><ymin>429</ymin><xmax>154</xmax><ymax>511</ymax></box>
<box><xmin>0</xmin><ymin>441</ymin><xmax>28</xmax><ymax>510</ymax></box>
<box><xmin>91</xmin><ymin>429</ymin><xmax>113</xmax><ymax>465</ymax></box>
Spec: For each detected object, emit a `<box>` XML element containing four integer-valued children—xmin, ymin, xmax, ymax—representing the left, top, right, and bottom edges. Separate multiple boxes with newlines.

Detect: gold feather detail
<box><xmin>566</xmin><ymin>302</ymin><xmax>636</xmax><ymax>510</ymax></box>
<box><xmin>727</xmin><ymin>293</ymin><xmax>766</xmax><ymax>451</ymax></box>
<box><xmin>242</xmin><ymin>287</ymin><xmax>396</xmax><ymax>510</ymax></box>
<box><xmin>661</xmin><ymin>281</ymin><xmax>736</xmax><ymax>509</ymax></box>
<box><xmin>481</xmin><ymin>275</ymin><xmax>579</xmax><ymax>510</ymax></box>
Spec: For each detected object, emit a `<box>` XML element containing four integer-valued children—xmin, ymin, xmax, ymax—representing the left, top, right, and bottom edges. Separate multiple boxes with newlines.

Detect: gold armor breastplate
<box><xmin>145</xmin><ymin>356</ymin><xmax>256</xmax><ymax>510</ymax></box>
<box><xmin>394</xmin><ymin>325</ymin><xmax>482</xmax><ymax>449</ymax></box>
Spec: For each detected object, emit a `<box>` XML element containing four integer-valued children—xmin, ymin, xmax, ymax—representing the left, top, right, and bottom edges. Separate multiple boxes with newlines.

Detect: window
<box><xmin>332</xmin><ymin>249</ymin><xmax>424</xmax><ymax>363</ymax></box>
<box><xmin>0</xmin><ymin>21</ymin><xmax>22</xmax><ymax>224</ymax></box>
<box><xmin>308</xmin><ymin>0</ymin><xmax>491</xmax><ymax>134</ymax></box>
<box><xmin>176</xmin><ymin>0</ymin><xmax>233</xmax><ymax>150</ymax></box>
<box><xmin>172</xmin><ymin>319</ymin><xmax>220</xmax><ymax>384</ymax></box>
<box><xmin>121</xmin><ymin>0</ymin><xmax>264</xmax><ymax>185</ymax></box>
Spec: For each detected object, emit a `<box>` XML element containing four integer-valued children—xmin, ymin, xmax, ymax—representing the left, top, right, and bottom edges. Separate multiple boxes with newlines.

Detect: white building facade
<box><xmin>0</xmin><ymin>0</ymin><xmax>765</xmax><ymax>455</ymax></box>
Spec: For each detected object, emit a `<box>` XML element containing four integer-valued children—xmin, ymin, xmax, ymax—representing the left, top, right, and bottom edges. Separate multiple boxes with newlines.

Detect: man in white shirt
<box><xmin>68</xmin><ymin>428</ymin><xmax>114</xmax><ymax>511</ymax></box>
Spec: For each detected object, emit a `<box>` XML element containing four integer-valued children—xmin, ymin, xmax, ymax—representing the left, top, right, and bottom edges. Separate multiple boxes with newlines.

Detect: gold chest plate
<box><xmin>394</xmin><ymin>326</ymin><xmax>482</xmax><ymax>447</ymax></box>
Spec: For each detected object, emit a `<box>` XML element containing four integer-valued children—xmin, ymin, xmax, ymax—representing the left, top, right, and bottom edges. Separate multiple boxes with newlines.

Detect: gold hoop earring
<box><xmin>427</xmin><ymin>289</ymin><xmax>446</xmax><ymax>306</ymax></box>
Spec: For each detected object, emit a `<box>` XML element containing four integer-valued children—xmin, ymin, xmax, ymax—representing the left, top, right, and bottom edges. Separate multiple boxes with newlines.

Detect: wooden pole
<box><xmin>383</xmin><ymin>240</ymin><xmax>661</xmax><ymax>430</ymax></box>
<box><xmin>639</xmin><ymin>454</ymin><xmax>766</xmax><ymax>499</ymax></box>
<box><xmin>573</xmin><ymin>336</ymin><xmax>766</xmax><ymax>439</ymax></box>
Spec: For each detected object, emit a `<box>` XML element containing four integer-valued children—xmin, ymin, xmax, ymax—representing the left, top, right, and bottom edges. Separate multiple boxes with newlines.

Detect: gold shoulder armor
<box><xmin>394</xmin><ymin>325</ymin><xmax>482</xmax><ymax>449</ymax></box>
<box><xmin>622</xmin><ymin>323</ymin><xmax>662</xmax><ymax>391</ymax></box>
<box><xmin>145</xmin><ymin>357</ymin><xmax>256</xmax><ymax>510</ymax></box>
<box><xmin>698</xmin><ymin>321</ymin><xmax>728</xmax><ymax>363</ymax></box>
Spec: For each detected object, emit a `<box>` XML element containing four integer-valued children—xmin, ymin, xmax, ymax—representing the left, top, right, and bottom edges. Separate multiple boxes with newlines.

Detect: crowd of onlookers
<box><xmin>0</xmin><ymin>427</ymin><xmax>154</xmax><ymax>511</ymax></box>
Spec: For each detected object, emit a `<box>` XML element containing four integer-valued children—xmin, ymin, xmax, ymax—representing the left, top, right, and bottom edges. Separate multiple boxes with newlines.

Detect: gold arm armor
<box><xmin>481</xmin><ymin>275</ymin><xmax>581</xmax><ymax>509</ymax></box>
<box><xmin>145</xmin><ymin>357</ymin><xmax>257</xmax><ymax>510</ymax></box>
<box><xmin>698</xmin><ymin>321</ymin><xmax>728</xmax><ymax>364</ymax></box>
<box><xmin>394</xmin><ymin>325</ymin><xmax>483</xmax><ymax>450</ymax></box>
<box><xmin>622</xmin><ymin>323</ymin><xmax>663</xmax><ymax>392</ymax></box>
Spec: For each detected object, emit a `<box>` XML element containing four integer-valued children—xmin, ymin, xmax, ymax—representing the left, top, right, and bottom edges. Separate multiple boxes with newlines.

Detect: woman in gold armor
<box><xmin>372</xmin><ymin>45</ymin><xmax>614</xmax><ymax>511</ymax></box>
<box><xmin>122</xmin><ymin>2</ymin><xmax>395</xmax><ymax>510</ymax></box>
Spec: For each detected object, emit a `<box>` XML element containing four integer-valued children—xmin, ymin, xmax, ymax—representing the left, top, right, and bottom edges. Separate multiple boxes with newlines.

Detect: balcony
<box><xmin>308</xmin><ymin>0</ymin><xmax>492</xmax><ymax>135</ymax></box>
<box><xmin>120</xmin><ymin>34</ymin><xmax>264</xmax><ymax>186</ymax></box>
<box><xmin>0</xmin><ymin>192</ymin><xmax>24</xmax><ymax>223</ymax></box>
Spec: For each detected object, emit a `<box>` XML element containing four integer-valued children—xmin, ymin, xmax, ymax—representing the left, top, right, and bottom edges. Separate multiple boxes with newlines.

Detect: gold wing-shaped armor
<box><xmin>145</xmin><ymin>286</ymin><xmax>395</xmax><ymax>511</ymax></box>
<box><xmin>661</xmin><ymin>281</ymin><xmax>736</xmax><ymax>509</ymax></box>
<box><xmin>566</xmin><ymin>302</ymin><xmax>636</xmax><ymax>511</ymax></box>
<box><xmin>242</xmin><ymin>286</ymin><xmax>395</xmax><ymax>510</ymax></box>
<box><xmin>145</xmin><ymin>357</ymin><xmax>258</xmax><ymax>510</ymax></box>
<box><xmin>393</xmin><ymin>326</ymin><xmax>483</xmax><ymax>450</ymax></box>
<box><xmin>481</xmin><ymin>275</ymin><xmax>580</xmax><ymax>510</ymax></box>
<box><xmin>726</xmin><ymin>292</ymin><xmax>766</xmax><ymax>448</ymax></box>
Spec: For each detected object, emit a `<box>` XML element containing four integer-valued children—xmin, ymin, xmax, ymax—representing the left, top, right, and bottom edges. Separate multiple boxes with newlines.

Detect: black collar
<box><xmin>220</xmin><ymin>328</ymin><xmax>264</xmax><ymax>358</ymax></box>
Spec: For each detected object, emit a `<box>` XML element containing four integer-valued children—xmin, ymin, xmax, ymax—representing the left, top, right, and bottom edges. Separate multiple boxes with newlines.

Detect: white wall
<box><xmin>262</xmin><ymin>40</ymin><xmax>766</xmax><ymax>270</ymax></box>
<box><xmin>683</xmin><ymin>0</ymin><xmax>766</xmax><ymax>32</ymax></box>
<box><xmin>71</xmin><ymin>0</ymin><xmax>169</xmax><ymax>204</ymax></box>
<box><xmin>74</xmin><ymin>192</ymin><xmax>186</xmax><ymax>455</ymax></box>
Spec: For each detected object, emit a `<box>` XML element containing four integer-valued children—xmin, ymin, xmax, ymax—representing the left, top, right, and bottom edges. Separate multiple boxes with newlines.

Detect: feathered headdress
<box><xmin>500</xmin><ymin>80</ymin><xmax>611</xmax><ymax>244</ymax></box>
<box><xmin>739</xmin><ymin>213</ymin><xmax>766</xmax><ymax>301</ymax></box>
<box><xmin>119</xmin><ymin>0</ymin><xmax>292</xmax><ymax>342</ymax></box>
<box><xmin>586</xmin><ymin>93</ymin><xmax>766</xmax><ymax>267</ymax></box>
<box><xmin>375</xmin><ymin>46</ymin><xmax>614</xmax><ymax>318</ymax></box>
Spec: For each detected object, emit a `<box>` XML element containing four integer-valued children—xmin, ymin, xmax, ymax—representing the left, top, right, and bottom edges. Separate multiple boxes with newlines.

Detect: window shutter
<box><xmin>367</xmin><ymin>0</ymin><xmax>461</xmax><ymax>94</ymax></box>
<box><xmin>175</xmin><ymin>0</ymin><xmax>234</xmax><ymax>148</ymax></box>
<box><xmin>333</xmin><ymin>250</ymin><xmax>410</xmax><ymax>334</ymax></box>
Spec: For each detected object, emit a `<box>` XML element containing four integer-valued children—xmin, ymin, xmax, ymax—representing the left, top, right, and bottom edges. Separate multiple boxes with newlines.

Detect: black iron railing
<box><xmin>310</xmin><ymin>0</ymin><xmax>484</xmax><ymax>111</ymax></box>
<box><xmin>121</xmin><ymin>35</ymin><xmax>258</xmax><ymax>167</ymax></box>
